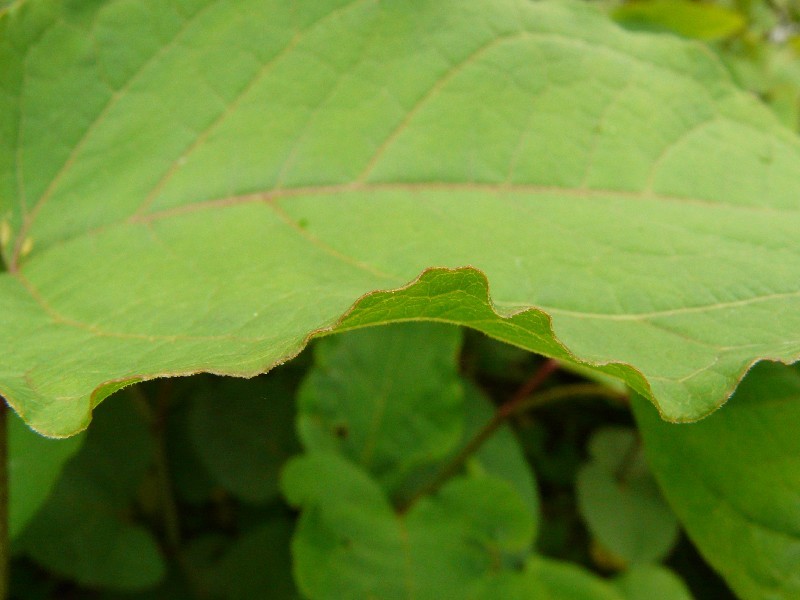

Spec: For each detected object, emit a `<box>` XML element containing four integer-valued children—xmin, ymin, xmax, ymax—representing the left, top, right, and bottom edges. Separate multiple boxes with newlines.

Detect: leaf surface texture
<box><xmin>1</xmin><ymin>0</ymin><xmax>799</xmax><ymax>435</ymax></box>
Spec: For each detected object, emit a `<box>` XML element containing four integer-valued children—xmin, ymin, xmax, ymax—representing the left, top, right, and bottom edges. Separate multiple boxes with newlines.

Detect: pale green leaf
<box><xmin>1</xmin><ymin>0</ymin><xmax>799</xmax><ymax>436</ymax></box>
<box><xmin>633</xmin><ymin>362</ymin><xmax>800</xmax><ymax>600</ymax></box>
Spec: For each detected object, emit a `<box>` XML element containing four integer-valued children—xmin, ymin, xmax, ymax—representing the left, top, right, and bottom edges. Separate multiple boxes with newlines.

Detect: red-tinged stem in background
<box><xmin>397</xmin><ymin>359</ymin><xmax>560</xmax><ymax>513</ymax></box>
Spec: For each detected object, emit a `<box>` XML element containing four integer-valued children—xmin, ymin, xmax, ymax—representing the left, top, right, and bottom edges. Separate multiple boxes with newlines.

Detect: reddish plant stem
<box><xmin>499</xmin><ymin>358</ymin><xmax>561</xmax><ymax>419</ymax></box>
<box><xmin>398</xmin><ymin>359</ymin><xmax>559</xmax><ymax>513</ymax></box>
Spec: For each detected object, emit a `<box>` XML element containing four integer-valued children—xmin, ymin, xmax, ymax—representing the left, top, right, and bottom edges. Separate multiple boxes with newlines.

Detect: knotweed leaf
<box><xmin>1</xmin><ymin>0</ymin><xmax>799</xmax><ymax>435</ymax></box>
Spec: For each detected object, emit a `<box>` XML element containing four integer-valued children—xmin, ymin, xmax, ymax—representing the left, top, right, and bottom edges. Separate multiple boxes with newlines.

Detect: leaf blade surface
<box><xmin>1</xmin><ymin>0</ymin><xmax>800</xmax><ymax>435</ymax></box>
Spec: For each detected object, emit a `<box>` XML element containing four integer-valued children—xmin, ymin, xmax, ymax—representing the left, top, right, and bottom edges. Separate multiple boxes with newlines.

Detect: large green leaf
<box><xmin>633</xmin><ymin>362</ymin><xmax>800</xmax><ymax>600</ymax></box>
<box><xmin>1</xmin><ymin>0</ymin><xmax>799</xmax><ymax>436</ymax></box>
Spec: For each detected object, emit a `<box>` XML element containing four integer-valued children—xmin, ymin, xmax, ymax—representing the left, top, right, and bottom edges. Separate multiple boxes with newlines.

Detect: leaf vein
<box><xmin>132</xmin><ymin>0</ymin><xmax>372</xmax><ymax>218</ymax></box>
<box><xmin>9</xmin><ymin>0</ymin><xmax>225</xmax><ymax>271</ymax></box>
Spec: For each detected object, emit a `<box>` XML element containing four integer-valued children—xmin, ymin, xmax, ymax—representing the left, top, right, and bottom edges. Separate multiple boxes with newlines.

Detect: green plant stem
<box><xmin>398</xmin><ymin>359</ymin><xmax>559</xmax><ymax>513</ymax></box>
<box><xmin>130</xmin><ymin>385</ymin><xmax>182</xmax><ymax>551</ymax></box>
<box><xmin>512</xmin><ymin>382</ymin><xmax>628</xmax><ymax>415</ymax></box>
<box><xmin>0</xmin><ymin>401</ymin><xmax>7</xmax><ymax>600</ymax></box>
<box><xmin>130</xmin><ymin>385</ymin><xmax>206</xmax><ymax>599</ymax></box>
<box><xmin>151</xmin><ymin>383</ymin><xmax>182</xmax><ymax>554</ymax></box>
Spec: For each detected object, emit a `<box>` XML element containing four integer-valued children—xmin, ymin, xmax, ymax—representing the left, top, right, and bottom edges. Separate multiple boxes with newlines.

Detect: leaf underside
<box><xmin>1</xmin><ymin>0</ymin><xmax>799</xmax><ymax>436</ymax></box>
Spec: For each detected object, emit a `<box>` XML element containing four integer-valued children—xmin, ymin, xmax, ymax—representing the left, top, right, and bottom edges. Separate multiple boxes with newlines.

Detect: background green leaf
<box><xmin>287</xmin><ymin>323</ymin><xmax>549</xmax><ymax>596</ymax></box>
<box><xmin>612</xmin><ymin>565</ymin><xmax>694</xmax><ymax>600</ymax></box>
<box><xmin>210</xmin><ymin>517</ymin><xmax>300</xmax><ymax>600</ymax></box>
<box><xmin>633</xmin><ymin>362</ymin><xmax>800</xmax><ymax>600</ymax></box>
<box><xmin>1</xmin><ymin>0</ymin><xmax>799</xmax><ymax>436</ymax></box>
<box><xmin>282</xmin><ymin>452</ymin><xmax>535</xmax><ymax>600</ymax></box>
<box><xmin>463</xmin><ymin>382</ymin><xmax>540</xmax><ymax>524</ymax></box>
<box><xmin>528</xmin><ymin>557</ymin><xmax>625</xmax><ymax>600</ymax></box>
<box><xmin>8</xmin><ymin>410</ymin><xmax>83</xmax><ymax>539</ymax></box>
<box><xmin>576</xmin><ymin>427</ymin><xmax>679</xmax><ymax>566</ymax></box>
<box><xmin>613</xmin><ymin>1</ymin><xmax>746</xmax><ymax>40</ymax></box>
<box><xmin>189</xmin><ymin>375</ymin><xmax>299</xmax><ymax>504</ymax></box>
<box><xmin>297</xmin><ymin>323</ymin><xmax>464</xmax><ymax>495</ymax></box>
<box><xmin>164</xmin><ymin>386</ymin><xmax>217</xmax><ymax>505</ymax></box>
<box><xmin>14</xmin><ymin>395</ymin><xmax>166</xmax><ymax>591</ymax></box>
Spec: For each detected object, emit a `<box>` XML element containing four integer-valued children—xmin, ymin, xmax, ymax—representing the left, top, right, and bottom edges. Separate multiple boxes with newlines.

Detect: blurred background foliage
<box><xmin>4</xmin><ymin>0</ymin><xmax>799</xmax><ymax>598</ymax></box>
<box><xmin>605</xmin><ymin>0</ymin><xmax>800</xmax><ymax>131</ymax></box>
<box><xmin>11</xmin><ymin>324</ymin><xmax>716</xmax><ymax>599</ymax></box>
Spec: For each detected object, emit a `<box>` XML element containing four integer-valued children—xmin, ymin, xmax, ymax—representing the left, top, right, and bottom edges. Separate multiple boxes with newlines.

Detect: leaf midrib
<box><xmin>8</xmin><ymin>176</ymin><xmax>800</xmax><ymax>346</ymax></box>
<box><xmin>13</xmin><ymin>179</ymin><xmax>795</xmax><ymax>268</ymax></box>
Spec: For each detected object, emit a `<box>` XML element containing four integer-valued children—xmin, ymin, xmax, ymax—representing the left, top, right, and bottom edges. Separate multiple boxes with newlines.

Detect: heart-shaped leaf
<box><xmin>576</xmin><ymin>427</ymin><xmax>679</xmax><ymax>566</ymax></box>
<box><xmin>210</xmin><ymin>518</ymin><xmax>300</xmax><ymax>600</ymax></box>
<box><xmin>297</xmin><ymin>322</ymin><xmax>464</xmax><ymax>495</ymax></box>
<box><xmin>282</xmin><ymin>452</ymin><xmax>535</xmax><ymax>600</ymax></box>
<box><xmin>527</xmin><ymin>557</ymin><xmax>625</xmax><ymax>600</ymax></box>
<box><xmin>2</xmin><ymin>0</ymin><xmax>799</xmax><ymax>436</ymax></box>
